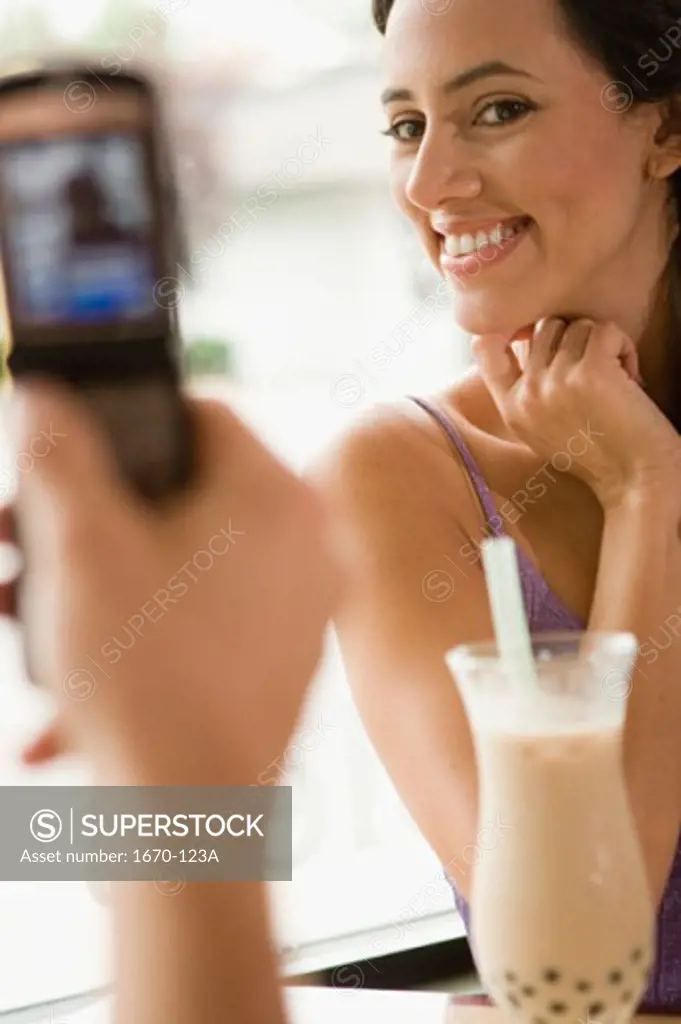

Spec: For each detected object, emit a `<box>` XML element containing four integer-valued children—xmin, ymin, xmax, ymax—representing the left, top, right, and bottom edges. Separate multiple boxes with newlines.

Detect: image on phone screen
<box><xmin>0</xmin><ymin>133</ymin><xmax>159</xmax><ymax>327</ymax></box>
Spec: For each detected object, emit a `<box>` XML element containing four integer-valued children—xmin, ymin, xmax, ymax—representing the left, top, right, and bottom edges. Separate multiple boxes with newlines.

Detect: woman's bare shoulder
<box><xmin>312</xmin><ymin>371</ymin><xmax>493</xmax><ymax>541</ymax></box>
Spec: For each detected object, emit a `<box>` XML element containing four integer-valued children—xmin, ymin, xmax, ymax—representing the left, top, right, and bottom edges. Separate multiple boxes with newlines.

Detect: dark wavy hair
<box><xmin>372</xmin><ymin>0</ymin><xmax>681</xmax><ymax>428</ymax></box>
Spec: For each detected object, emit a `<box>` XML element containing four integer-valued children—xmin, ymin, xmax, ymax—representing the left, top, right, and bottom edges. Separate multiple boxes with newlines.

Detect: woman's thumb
<box><xmin>11</xmin><ymin>380</ymin><xmax>124</xmax><ymax>520</ymax></box>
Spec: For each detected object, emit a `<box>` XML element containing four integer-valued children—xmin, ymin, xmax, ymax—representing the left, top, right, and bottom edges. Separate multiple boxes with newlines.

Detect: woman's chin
<box><xmin>452</xmin><ymin>295</ymin><xmax>539</xmax><ymax>340</ymax></box>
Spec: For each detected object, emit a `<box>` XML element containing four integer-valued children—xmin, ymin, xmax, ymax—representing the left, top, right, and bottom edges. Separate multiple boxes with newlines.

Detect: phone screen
<box><xmin>0</xmin><ymin>131</ymin><xmax>159</xmax><ymax>329</ymax></box>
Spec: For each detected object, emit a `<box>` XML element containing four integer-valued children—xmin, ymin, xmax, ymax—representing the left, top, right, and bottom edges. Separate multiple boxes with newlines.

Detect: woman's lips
<box><xmin>439</xmin><ymin>216</ymin><xmax>533</xmax><ymax>277</ymax></box>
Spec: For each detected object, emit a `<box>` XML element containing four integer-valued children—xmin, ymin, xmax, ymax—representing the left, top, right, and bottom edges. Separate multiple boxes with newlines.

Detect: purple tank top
<box><xmin>412</xmin><ymin>396</ymin><xmax>681</xmax><ymax>1013</ymax></box>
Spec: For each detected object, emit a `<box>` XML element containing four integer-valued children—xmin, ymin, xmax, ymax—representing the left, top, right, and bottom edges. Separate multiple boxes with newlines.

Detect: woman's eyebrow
<box><xmin>380</xmin><ymin>60</ymin><xmax>539</xmax><ymax>105</ymax></box>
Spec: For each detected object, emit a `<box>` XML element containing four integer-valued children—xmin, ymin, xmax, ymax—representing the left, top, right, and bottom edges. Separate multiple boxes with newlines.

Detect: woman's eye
<box><xmin>382</xmin><ymin>119</ymin><xmax>425</xmax><ymax>143</ymax></box>
<box><xmin>474</xmin><ymin>98</ymin><xmax>534</xmax><ymax>127</ymax></box>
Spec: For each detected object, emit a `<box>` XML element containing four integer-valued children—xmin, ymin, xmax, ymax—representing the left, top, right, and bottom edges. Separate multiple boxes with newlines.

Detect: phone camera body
<box><xmin>0</xmin><ymin>61</ymin><xmax>194</xmax><ymax>502</ymax></box>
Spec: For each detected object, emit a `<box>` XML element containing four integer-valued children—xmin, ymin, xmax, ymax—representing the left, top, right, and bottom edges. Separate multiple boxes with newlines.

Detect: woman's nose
<box><xmin>405</xmin><ymin>132</ymin><xmax>482</xmax><ymax>212</ymax></box>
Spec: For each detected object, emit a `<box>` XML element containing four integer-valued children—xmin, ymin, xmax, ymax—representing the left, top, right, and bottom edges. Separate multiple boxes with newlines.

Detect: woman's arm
<box><xmin>103</xmin><ymin>746</ymin><xmax>290</xmax><ymax>1024</ymax></box>
<box><xmin>316</xmin><ymin>410</ymin><xmax>497</xmax><ymax>903</ymax></box>
<box><xmin>115</xmin><ymin>877</ymin><xmax>283</xmax><ymax>1024</ymax></box>
<box><xmin>320</xmin><ymin>382</ymin><xmax>681</xmax><ymax>913</ymax></box>
<box><xmin>589</xmin><ymin>485</ymin><xmax>681</xmax><ymax>905</ymax></box>
<box><xmin>473</xmin><ymin>317</ymin><xmax>681</xmax><ymax>909</ymax></box>
<box><xmin>16</xmin><ymin>382</ymin><xmax>337</xmax><ymax>1024</ymax></box>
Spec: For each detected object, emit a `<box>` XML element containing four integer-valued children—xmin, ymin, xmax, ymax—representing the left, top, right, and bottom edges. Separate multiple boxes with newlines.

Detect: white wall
<box><xmin>179</xmin><ymin>184</ymin><xmax>469</xmax><ymax>464</ymax></box>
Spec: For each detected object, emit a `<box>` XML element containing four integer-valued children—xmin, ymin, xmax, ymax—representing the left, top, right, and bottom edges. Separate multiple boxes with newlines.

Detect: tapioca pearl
<box><xmin>575</xmin><ymin>981</ymin><xmax>592</xmax><ymax>993</ymax></box>
<box><xmin>630</xmin><ymin>948</ymin><xmax>642</xmax><ymax>964</ymax></box>
<box><xmin>607</xmin><ymin>969</ymin><xmax>623</xmax><ymax>984</ymax></box>
<box><xmin>548</xmin><ymin>1002</ymin><xmax>568</xmax><ymax>1014</ymax></box>
<box><xmin>505</xmin><ymin>971</ymin><xmax>518</xmax><ymax>984</ymax></box>
<box><xmin>588</xmin><ymin>1002</ymin><xmax>605</xmax><ymax>1016</ymax></box>
<box><xmin>621</xmin><ymin>991</ymin><xmax>633</xmax><ymax>1004</ymax></box>
<box><xmin>543</xmin><ymin>969</ymin><xmax>561</xmax><ymax>983</ymax></box>
<box><xmin>522</xmin><ymin>985</ymin><xmax>537</xmax><ymax>997</ymax></box>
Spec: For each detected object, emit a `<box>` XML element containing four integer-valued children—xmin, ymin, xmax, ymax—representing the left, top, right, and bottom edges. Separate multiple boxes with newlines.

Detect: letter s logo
<box><xmin>30</xmin><ymin>809</ymin><xmax>63</xmax><ymax>843</ymax></box>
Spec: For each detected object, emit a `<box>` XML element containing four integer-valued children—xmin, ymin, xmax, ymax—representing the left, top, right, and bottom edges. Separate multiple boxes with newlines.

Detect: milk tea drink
<box><xmin>472</xmin><ymin>724</ymin><xmax>654</xmax><ymax>1024</ymax></box>
<box><xmin>447</xmin><ymin>632</ymin><xmax>655</xmax><ymax>1024</ymax></box>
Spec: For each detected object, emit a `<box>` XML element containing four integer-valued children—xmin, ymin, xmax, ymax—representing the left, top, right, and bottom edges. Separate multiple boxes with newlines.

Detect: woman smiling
<box><xmin>319</xmin><ymin>0</ymin><xmax>681</xmax><ymax>1009</ymax></box>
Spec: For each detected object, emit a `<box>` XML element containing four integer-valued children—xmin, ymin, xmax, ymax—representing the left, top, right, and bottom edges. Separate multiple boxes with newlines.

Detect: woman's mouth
<box><xmin>439</xmin><ymin>215</ymin><xmax>533</xmax><ymax>277</ymax></box>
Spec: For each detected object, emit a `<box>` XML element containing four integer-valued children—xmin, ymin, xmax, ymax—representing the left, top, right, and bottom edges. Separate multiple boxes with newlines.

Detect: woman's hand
<box><xmin>473</xmin><ymin>317</ymin><xmax>681</xmax><ymax>511</ymax></box>
<box><xmin>0</xmin><ymin>504</ymin><xmax>70</xmax><ymax>767</ymax></box>
<box><xmin>21</xmin><ymin>722</ymin><xmax>66</xmax><ymax>765</ymax></box>
<box><xmin>13</xmin><ymin>380</ymin><xmax>340</xmax><ymax>786</ymax></box>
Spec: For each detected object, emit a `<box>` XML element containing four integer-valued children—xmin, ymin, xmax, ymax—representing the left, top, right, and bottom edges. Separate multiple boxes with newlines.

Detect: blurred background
<box><xmin>0</xmin><ymin>0</ymin><xmax>475</xmax><ymax>1013</ymax></box>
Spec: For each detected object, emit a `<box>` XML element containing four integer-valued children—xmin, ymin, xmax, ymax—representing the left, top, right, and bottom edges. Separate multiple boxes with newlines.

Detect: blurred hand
<box><xmin>13</xmin><ymin>381</ymin><xmax>339</xmax><ymax>785</ymax></box>
<box><xmin>473</xmin><ymin>318</ymin><xmax>681</xmax><ymax>511</ymax></box>
<box><xmin>0</xmin><ymin>503</ymin><xmax>66</xmax><ymax>765</ymax></box>
<box><xmin>21</xmin><ymin>723</ymin><xmax>66</xmax><ymax>765</ymax></box>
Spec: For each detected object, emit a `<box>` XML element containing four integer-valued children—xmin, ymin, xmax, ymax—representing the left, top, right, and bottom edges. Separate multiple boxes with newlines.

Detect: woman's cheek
<box><xmin>390</xmin><ymin>162</ymin><xmax>414</xmax><ymax>218</ymax></box>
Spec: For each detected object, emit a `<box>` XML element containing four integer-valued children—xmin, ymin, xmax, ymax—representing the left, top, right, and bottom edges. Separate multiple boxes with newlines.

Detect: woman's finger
<box><xmin>0</xmin><ymin>580</ymin><xmax>16</xmax><ymax>618</ymax></box>
<box><xmin>21</xmin><ymin>722</ymin><xmax>67</xmax><ymax>766</ymax></box>
<box><xmin>0</xmin><ymin>507</ymin><xmax>20</xmax><ymax>620</ymax></box>
<box><xmin>619</xmin><ymin>336</ymin><xmax>641</xmax><ymax>383</ymax></box>
<box><xmin>472</xmin><ymin>333</ymin><xmax>524</xmax><ymax>408</ymax></box>
<box><xmin>0</xmin><ymin>506</ymin><xmax>20</xmax><ymax>618</ymax></box>
<box><xmin>551</xmin><ymin>318</ymin><xmax>594</xmax><ymax>375</ymax></box>
<box><xmin>580</xmin><ymin>321</ymin><xmax>640</xmax><ymax>381</ymax></box>
<box><xmin>0</xmin><ymin>505</ymin><xmax>17</xmax><ymax>546</ymax></box>
<box><xmin>525</xmin><ymin>318</ymin><xmax>567</xmax><ymax>372</ymax></box>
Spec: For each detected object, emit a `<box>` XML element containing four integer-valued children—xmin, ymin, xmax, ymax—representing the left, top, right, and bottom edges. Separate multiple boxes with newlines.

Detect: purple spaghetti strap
<box><xmin>410</xmin><ymin>395</ymin><xmax>584</xmax><ymax>632</ymax></box>
<box><xmin>410</xmin><ymin>396</ymin><xmax>506</xmax><ymax>538</ymax></box>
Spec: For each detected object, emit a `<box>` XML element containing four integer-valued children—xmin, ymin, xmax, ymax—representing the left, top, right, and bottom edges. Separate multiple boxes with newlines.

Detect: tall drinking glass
<box><xmin>447</xmin><ymin>631</ymin><xmax>654</xmax><ymax>1024</ymax></box>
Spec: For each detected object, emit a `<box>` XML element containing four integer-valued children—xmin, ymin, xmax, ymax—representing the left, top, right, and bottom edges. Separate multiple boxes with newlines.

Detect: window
<box><xmin>0</xmin><ymin>0</ymin><xmax>472</xmax><ymax>1010</ymax></box>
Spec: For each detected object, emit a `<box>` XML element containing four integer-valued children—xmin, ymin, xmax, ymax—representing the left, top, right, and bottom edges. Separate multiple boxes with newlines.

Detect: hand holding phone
<box><xmin>0</xmin><ymin>62</ymin><xmax>196</xmax><ymax>684</ymax></box>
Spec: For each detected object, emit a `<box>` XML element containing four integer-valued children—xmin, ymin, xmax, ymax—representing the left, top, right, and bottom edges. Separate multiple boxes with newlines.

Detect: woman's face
<box><xmin>382</xmin><ymin>0</ymin><xmax>669</xmax><ymax>338</ymax></box>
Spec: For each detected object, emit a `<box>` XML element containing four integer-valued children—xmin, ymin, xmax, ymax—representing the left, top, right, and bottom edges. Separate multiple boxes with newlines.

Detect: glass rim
<box><xmin>447</xmin><ymin>629</ymin><xmax>638</xmax><ymax>666</ymax></box>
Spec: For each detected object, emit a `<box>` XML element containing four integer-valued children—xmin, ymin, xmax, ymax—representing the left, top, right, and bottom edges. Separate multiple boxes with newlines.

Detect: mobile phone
<box><xmin>0</xmin><ymin>61</ymin><xmax>194</xmax><ymax>502</ymax></box>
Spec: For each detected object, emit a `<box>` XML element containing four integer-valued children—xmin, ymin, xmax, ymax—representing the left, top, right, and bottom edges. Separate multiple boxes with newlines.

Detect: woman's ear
<box><xmin>648</xmin><ymin>97</ymin><xmax>681</xmax><ymax>180</ymax></box>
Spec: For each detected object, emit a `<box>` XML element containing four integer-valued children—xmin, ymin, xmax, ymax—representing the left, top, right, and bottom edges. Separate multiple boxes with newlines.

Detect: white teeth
<box><xmin>460</xmin><ymin>233</ymin><xmax>476</xmax><ymax>254</ymax></box>
<box><xmin>444</xmin><ymin>219</ymin><xmax>526</xmax><ymax>258</ymax></box>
